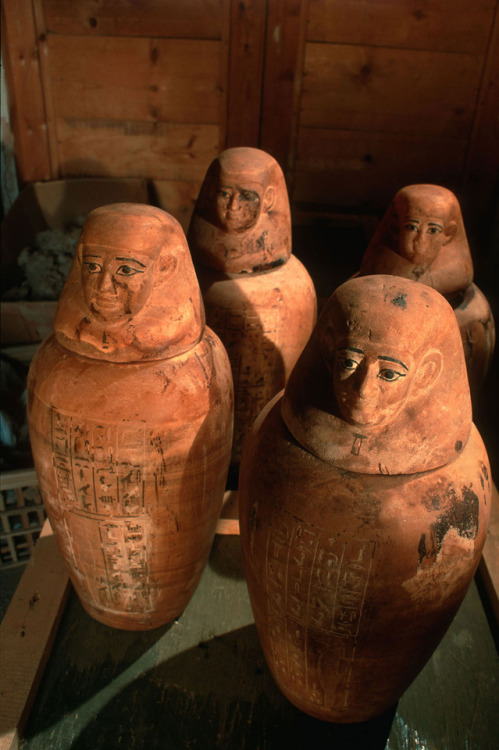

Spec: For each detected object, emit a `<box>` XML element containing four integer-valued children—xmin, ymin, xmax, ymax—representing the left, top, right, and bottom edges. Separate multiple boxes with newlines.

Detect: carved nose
<box><xmin>414</xmin><ymin>231</ymin><xmax>428</xmax><ymax>249</ymax></box>
<box><xmin>356</xmin><ymin>365</ymin><xmax>377</xmax><ymax>399</ymax></box>
<box><xmin>98</xmin><ymin>270</ymin><xmax>114</xmax><ymax>292</ymax></box>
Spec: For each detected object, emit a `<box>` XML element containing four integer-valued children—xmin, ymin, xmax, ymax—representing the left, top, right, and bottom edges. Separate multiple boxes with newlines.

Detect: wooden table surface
<box><xmin>5</xmin><ymin>528</ymin><xmax>497</xmax><ymax>750</ymax></box>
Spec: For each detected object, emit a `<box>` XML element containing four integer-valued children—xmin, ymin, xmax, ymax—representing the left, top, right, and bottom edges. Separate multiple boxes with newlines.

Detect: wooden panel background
<box><xmin>1</xmin><ymin>0</ymin><xmax>233</xmax><ymax>227</ymax></box>
<box><xmin>300</xmin><ymin>44</ymin><xmax>481</xmax><ymax>137</ymax></box>
<box><xmin>293</xmin><ymin>129</ymin><xmax>467</xmax><ymax>210</ymax></box>
<box><xmin>306</xmin><ymin>0</ymin><xmax>496</xmax><ymax>53</ymax></box>
<box><xmin>226</xmin><ymin>0</ymin><xmax>267</xmax><ymax>149</ymax></box>
<box><xmin>289</xmin><ymin>0</ymin><xmax>499</xmax><ymax>220</ymax></box>
<box><xmin>41</xmin><ymin>0</ymin><xmax>226</xmax><ymax>39</ymax></box>
<box><xmin>1</xmin><ymin>0</ymin><xmax>498</xmax><ymax>230</ymax></box>
<box><xmin>0</xmin><ymin>2</ymin><xmax>51</xmax><ymax>183</ymax></box>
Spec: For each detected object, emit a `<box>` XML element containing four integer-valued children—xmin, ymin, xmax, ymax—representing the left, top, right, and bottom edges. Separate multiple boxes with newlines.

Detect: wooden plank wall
<box><xmin>288</xmin><ymin>0</ymin><xmax>499</xmax><ymax>219</ymax></box>
<box><xmin>1</xmin><ymin>0</ymin><xmax>234</xmax><ymax>227</ymax></box>
<box><xmin>1</xmin><ymin>0</ymin><xmax>498</xmax><ymax>231</ymax></box>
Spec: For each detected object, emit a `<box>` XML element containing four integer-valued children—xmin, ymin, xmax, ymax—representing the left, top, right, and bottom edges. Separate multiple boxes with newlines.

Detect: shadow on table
<box><xmin>23</xmin><ymin>616</ymin><xmax>396</xmax><ymax>750</ymax></box>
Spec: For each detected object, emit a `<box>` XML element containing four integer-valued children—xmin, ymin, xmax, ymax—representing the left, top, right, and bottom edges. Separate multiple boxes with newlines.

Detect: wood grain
<box><xmin>55</xmin><ymin>120</ymin><xmax>219</xmax><ymax>181</ymax></box>
<box><xmin>48</xmin><ymin>36</ymin><xmax>223</xmax><ymax>124</ymax></box>
<box><xmin>226</xmin><ymin>0</ymin><xmax>267</xmax><ymax>148</ymax></box>
<box><xmin>293</xmin><ymin>128</ymin><xmax>466</xmax><ymax>210</ymax></box>
<box><xmin>0</xmin><ymin>520</ymin><xmax>70</xmax><ymax>750</ymax></box>
<box><xmin>306</xmin><ymin>0</ymin><xmax>497</xmax><ymax>55</ymax></box>
<box><xmin>259</xmin><ymin>0</ymin><xmax>306</xmax><ymax>171</ymax></box>
<box><xmin>462</xmin><ymin>1</ymin><xmax>499</xmax><ymax>232</ymax></box>
<box><xmin>1</xmin><ymin>0</ymin><xmax>51</xmax><ymax>182</ymax></box>
<box><xmin>42</xmin><ymin>0</ymin><xmax>228</xmax><ymax>39</ymax></box>
<box><xmin>301</xmin><ymin>43</ymin><xmax>482</xmax><ymax>138</ymax></box>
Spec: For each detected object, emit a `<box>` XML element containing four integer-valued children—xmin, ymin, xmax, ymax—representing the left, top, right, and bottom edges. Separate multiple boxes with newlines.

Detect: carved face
<box><xmin>81</xmin><ymin>244</ymin><xmax>155</xmax><ymax>322</ymax></box>
<box><xmin>55</xmin><ymin>203</ymin><xmax>205</xmax><ymax>362</ymax></box>
<box><xmin>281</xmin><ymin>275</ymin><xmax>471</xmax><ymax>474</ymax></box>
<box><xmin>215</xmin><ymin>180</ymin><xmax>263</xmax><ymax>233</ymax></box>
<box><xmin>188</xmin><ymin>147</ymin><xmax>291</xmax><ymax>274</ymax></box>
<box><xmin>394</xmin><ymin>193</ymin><xmax>456</xmax><ymax>267</ymax></box>
<box><xmin>330</xmin><ymin>338</ymin><xmax>414</xmax><ymax>427</ymax></box>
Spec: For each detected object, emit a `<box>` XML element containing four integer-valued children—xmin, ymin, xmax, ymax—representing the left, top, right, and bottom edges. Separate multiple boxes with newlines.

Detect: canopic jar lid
<box><xmin>55</xmin><ymin>203</ymin><xmax>205</xmax><ymax>362</ymax></box>
<box><xmin>282</xmin><ymin>274</ymin><xmax>472</xmax><ymax>475</ymax></box>
<box><xmin>187</xmin><ymin>147</ymin><xmax>292</xmax><ymax>275</ymax></box>
<box><xmin>359</xmin><ymin>184</ymin><xmax>473</xmax><ymax>296</ymax></box>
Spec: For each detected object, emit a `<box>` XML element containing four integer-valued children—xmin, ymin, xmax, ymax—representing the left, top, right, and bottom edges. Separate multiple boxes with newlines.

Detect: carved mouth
<box><xmin>92</xmin><ymin>297</ymin><xmax>122</xmax><ymax>314</ymax></box>
<box><xmin>340</xmin><ymin>398</ymin><xmax>378</xmax><ymax>425</ymax></box>
<box><xmin>95</xmin><ymin>296</ymin><xmax>119</xmax><ymax>307</ymax></box>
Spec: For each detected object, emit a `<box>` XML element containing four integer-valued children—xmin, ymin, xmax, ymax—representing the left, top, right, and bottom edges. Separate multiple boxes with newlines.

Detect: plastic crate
<box><xmin>0</xmin><ymin>468</ymin><xmax>45</xmax><ymax>568</ymax></box>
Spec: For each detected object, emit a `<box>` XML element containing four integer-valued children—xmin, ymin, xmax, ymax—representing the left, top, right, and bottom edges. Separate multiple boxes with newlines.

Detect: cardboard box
<box><xmin>1</xmin><ymin>178</ymin><xmax>149</xmax><ymax>345</ymax></box>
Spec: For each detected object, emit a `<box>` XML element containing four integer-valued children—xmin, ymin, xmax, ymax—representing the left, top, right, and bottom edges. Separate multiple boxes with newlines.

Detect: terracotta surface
<box><xmin>28</xmin><ymin>204</ymin><xmax>234</xmax><ymax>630</ymax></box>
<box><xmin>187</xmin><ymin>147</ymin><xmax>292</xmax><ymax>275</ymax></box>
<box><xmin>188</xmin><ymin>148</ymin><xmax>317</xmax><ymax>468</ymax></box>
<box><xmin>358</xmin><ymin>184</ymin><xmax>495</xmax><ymax>396</ymax></box>
<box><xmin>239</xmin><ymin>275</ymin><xmax>491</xmax><ymax>722</ymax></box>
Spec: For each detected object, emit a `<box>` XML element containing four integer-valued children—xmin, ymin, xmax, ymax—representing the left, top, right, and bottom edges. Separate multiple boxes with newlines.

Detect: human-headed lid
<box><xmin>282</xmin><ymin>274</ymin><xmax>472</xmax><ymax>474</ymax></box>
<box><xmin>55</xmin><ymin>203</ymin><xmax>205</xmax><ymax>362</ymax></box>
<box><xmin>187</xmin><ymin>147</ymin><xmax>291</xmax><ymax>274</ymax></box>
<box><xmin>359</xmin><ymin>184</ymin><xmax>473</xmax><ymax>295</ymax></box>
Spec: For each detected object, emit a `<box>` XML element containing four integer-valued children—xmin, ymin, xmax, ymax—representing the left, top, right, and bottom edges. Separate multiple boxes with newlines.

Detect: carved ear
<box><xmin>442</xmin><ymin>220</ymin><xmax>457</xmax><ymax>246</ymax></box>
<box><xmin>263</xmin><ymin>186</ymin><xmax>276</xmax><ymax>213</ymax></box>
<box><xmin>76</xmin><ymin>241</ymin><xmax>85</xmax><ymax>264</ymax></box>
<box><xmin>159</xmin><ymin>254</ymin><xmax>178</xmax><ymax>275</ymax></box>
<box><xmin>414</xmin><ymin>349</ymin><xmax>443</xmax><ymax>395</ymax></box>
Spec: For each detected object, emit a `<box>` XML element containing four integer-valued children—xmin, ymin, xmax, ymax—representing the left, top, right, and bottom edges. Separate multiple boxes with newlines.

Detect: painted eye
<box><xmin>218</xmin><ymin>190</ymin><xmax>231</xmax><ymax>200</ymax></box>
<box><xmin>116</xmin><ymin>265</ymin><xmax>143</xmax><ymax>277</ymax></box>
<box><xmin>378</xmin><ymin>369</ymin><xmax>406</xmax><ymax>382</ymax></box>
<box><xmin>84</xmin><ymin>261</ymin><xmax>102</xmax><ymax>274</ymax></box>
<box><xmin>339</xmin><ymin>357</ymin><xmax>359</xmax><ymax>372</ymax></box>
<box><xmin>241</xmin><ymin>191</ymin><xmax>257</xmax><ymax>202</ymax></box>
<box><xmin>404</xmin><ymin>223</ymin><xmax>419</xmax><ymax>232</ymax></box>
<box><xmin>427</xmin><ymin>226</ymin><xmax>442</xmax><ymax>235</ymax></box>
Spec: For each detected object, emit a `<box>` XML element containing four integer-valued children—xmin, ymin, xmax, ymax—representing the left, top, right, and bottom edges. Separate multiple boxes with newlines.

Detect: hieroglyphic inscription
<box><xmin>265</xmin><ymin>509</ymin><xmax>375</xmax><ymax>705</ymax></box>
<box><xmin>208</xmin><ymin>305</ymin><xmax>281</xmax><ymax>450</ymax></box>
<box><xmin>351</xmin><ymin>433</ymin><xmax>367</xmax><ymax>456</ymax></box>
<box><xmin>50</xmin><ymin>408</ymin><xmax>155</xmax><ymax>612</ymax></box>
<box><xmin>51</xmin><ymin>410</ymin><xmax>146</xmax><ymax>515</ymax></box>
<box><xmin>96</xmin><ymin>519</ymin><xmax>151</xmax><ymax>612</ymax></box>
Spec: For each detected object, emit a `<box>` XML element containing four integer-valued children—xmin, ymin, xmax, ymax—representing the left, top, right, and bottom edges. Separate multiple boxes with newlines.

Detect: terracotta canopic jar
<box><xmin>187</xmin><ymin>147</ymin><xmax>317</xmax><ymax>469</ymax></box>
<box><xmin>358</xmin><ymin>184</ymin><xmax>495</xmax><ymax>397</ymax></box>
<box><xmin>239</xmin><ymin>275</ymin><xmax>491</xmax><ymax>723</ymax></box>
<box><xmin>27</xmin><ymin>204</ymin><xmax>233</xmax><ymax>630</ymax></box>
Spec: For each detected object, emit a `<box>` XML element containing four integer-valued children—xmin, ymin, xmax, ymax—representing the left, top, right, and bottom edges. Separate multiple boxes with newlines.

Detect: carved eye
<box><xmin>116</xmin><ymin>264</ymin><xmax>143</xmax><ymax>277</ymax></box>
<box><xmin>218</xmin><ymin>190</ymin><xmax>231</xmax><ymax>200</ymax></box>
<box><xmin>241</xmin><ymin>191</ymin><xmax>258</xmax><ymax>202</ymax></box>
<box><xmin>427</xmin><ymin>225</ymin><xmax>443</xmax><ymax>235</ymax></box>
<box><xmin>338</xmin><ymin>356</ymin><xmax>359</xmax><ymax>372</ymax></box>
<box><xmin>378</xmin><ymin>368</ymin><xmax>406</xmax><ymax>382</ymax></box>
<box><xmin>84</xmin><ymin>261</ymin><xmax>102</xmax><ymax>274</ymax></box>
<box><xmin>404</xmin><ymin>222</ymin><xmax>419</xmax><ymax>232</ymax></box>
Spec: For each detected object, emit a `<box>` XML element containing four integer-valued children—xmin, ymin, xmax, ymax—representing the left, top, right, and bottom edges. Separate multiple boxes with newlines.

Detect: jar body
<box><xmin>452</xmin><ymin>282</ymin><xmax>495</xmax><ymax>398</ymax></box>
<box><xmin>239</xmin><ymin>395</ymin><xmax>491</xmax><ymax>722</ymax></box>
<box><xmin>198</xmin><ymin>255</ymin><xmax>316</xmax><ymax>466</ymax></box>
<box><xmin>28</xmin><ymin>330</ymin><xmax>233</xmax><ymax>630</ymax></box>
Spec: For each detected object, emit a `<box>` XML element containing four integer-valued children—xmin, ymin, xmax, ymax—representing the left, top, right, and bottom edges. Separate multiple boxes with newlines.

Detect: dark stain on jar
<box><xmin>391</xmin><ymin>294</ymin><xmax>407</xmax><ymax>309</ymax></box>
<box><xmin>418</xmin><ymin>485</ymin><xmax>479</xmax><ymax>566</ymax></box>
